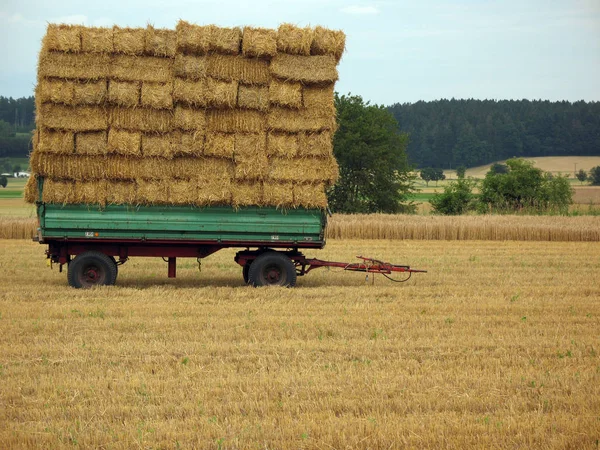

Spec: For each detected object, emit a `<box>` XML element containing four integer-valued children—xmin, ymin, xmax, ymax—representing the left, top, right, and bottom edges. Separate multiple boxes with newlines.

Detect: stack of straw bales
<box><xmin>26</xmin><ymin>21</ymin><xmax>345</xmax><ymax>209</ymax></box>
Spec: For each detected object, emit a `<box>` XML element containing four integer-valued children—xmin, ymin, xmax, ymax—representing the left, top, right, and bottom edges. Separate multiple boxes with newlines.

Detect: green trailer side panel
<box><xmin>39</xmin><ymin>203</ymin><xmax>326</xmax><ymax>244</ymax></box>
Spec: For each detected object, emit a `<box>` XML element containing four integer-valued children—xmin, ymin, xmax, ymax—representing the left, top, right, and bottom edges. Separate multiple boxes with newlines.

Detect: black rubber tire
<box><xmin>67</xmin><ymin>251</ymin><xmax>118</xmax><ymax>289</ymax></box>
<box><xmin>248</xmin><ymin>252</ymin><xmax>297</xmax><ymax>287</ymax></box>
<box><xmin>242</xmin><ymin>263</ymin><xmax>251</xmax><ymax>284</ymax></box>
<box><xmin>109</xmin><ymin>256</ymin><xmax>119</xmax><ymax>278</ymax></box>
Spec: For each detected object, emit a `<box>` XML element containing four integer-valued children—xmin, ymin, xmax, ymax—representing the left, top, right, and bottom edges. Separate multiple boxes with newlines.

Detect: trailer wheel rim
<box><xmin>263</xmin><ymin>264</ymin><xmax>285</xmax><ymax>285</ymax></box>
<box><xmin>80</xmin><ymin>265</ymin><xmax>106</xmax><ymax>286</ymax></box>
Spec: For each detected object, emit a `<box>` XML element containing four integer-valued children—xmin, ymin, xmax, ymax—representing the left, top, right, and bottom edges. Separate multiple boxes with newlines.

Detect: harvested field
<box><xmin>0</xmin><ymin>238</ymin><xmax>598</xmax><ymax>448</ymax></box>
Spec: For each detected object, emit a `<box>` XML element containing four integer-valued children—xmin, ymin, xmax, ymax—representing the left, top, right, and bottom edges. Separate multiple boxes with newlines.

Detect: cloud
<box><xmin>340</xmin><ymin>5</ymin><xmax>379</xmax><ymax>15</ymax></box>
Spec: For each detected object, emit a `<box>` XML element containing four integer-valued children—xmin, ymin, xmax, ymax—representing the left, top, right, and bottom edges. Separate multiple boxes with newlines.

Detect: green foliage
<box><xmin>456</xmin><ymin>166</ymin><xmax>466</xmax><ymax>179</ymax></box>
<box><xmin>0</xmin><ymin>175</ymin><xmax>7</xmax><ymax>188</ymax></box>
<box><xmin>430</xmin><ymin>177</ymin><xmax>477</xmax><ymax>215</ymax></box>
<box><xmin>0</xmin><ymin>157</ymin><xmax>11</xmax><ymax>173</ymax></box>
<box><xmin>328</xmin><ymin>93</ymin><xmax>415</xmax><ymax>213</ymax></box>
<box><xmin>479</xmin><ymin>159</ymin><xmax>573</xmax><ymax>213</ymax></box>
<box><xmin>490</xmin><ymin>163</ymin><xmax>509</xmax><ymax>174</ymax></box>
<box><xmin>13</xmin><ymin>164</ymin><xmax>21</xmax><ymax>173</ymax></box>
<box><xmin>576</xmin><ymin>169</ymin><xmax>588</xmax><ymax>184</ymax></box>
<box><xmin>590</xmin><ymin>166</ymin><xmax>600</xmax><ymax>185</ymax></box>
<box><xmin>420</xmin><ymin>167</ymin><xmax>445</xmax><ymax>186</ymax></box>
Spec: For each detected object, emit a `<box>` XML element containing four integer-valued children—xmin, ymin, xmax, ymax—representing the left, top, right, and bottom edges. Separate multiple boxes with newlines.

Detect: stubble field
<box><xmin>1</xmin><ymin>238</ymin><xmax>599</xmax><ymax>449</ymax></box>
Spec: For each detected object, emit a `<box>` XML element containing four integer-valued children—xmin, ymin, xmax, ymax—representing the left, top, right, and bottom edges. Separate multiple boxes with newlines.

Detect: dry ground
<box><xmin>460</xmin><ymin>156</ymin><xmax>600</xmax><ymax>179</ymax></box>
<box><xmin>1</xmin><ymin>239</ymin><xmax>599</xmax><ymax>449</ymax></box>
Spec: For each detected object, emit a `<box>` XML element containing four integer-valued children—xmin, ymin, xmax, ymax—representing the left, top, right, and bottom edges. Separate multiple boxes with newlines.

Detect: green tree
<box><xmin>13</xmin><ymin>164</ymin><xmax>21</xmax><ymax>174</ymax></box>
<box><xmin>420</xmin><ymin>167</ymin><xmax>445</xmax><ymax>186</ymax></box>
<box><xmin>576</xmin><ymin>169</ymin><xmax>588</xmax><ymax>185</ymax></box>
<box><xmin>430</xmin><ymin>177</ymin><xmax>477</xmax><ymax>215</ymax></box>
<box><xmin>489</xmin><ymin>162</ymin><xmax>509</xmax><ymax>174</ymax></box>
<box><xmin>0</xmin><ymin>158</ymin><xmax>10</xmax><ymax>173</ymax></box>
<box><xmin>456</xmin><ymin>166</ymin><xmax>466</xmax><ymax>179</ymax></box>
<box><xmin>590</xmin><ymin>166</ymin><xmax>600</xmax><ymax>185</ymax></box>
<box><xmin>0</xmin><ymin>175</ymin><xmax>7</xmax><ymax>188</ymax></box>
<box><xmin>328</xmin><ymin>93</ymin><xmax>415</xmax><ymax>213</ymax></box>
<box><xmin>479</xmin><ymin>159</ymin><xmax>573</xmax><ymax>213</ymax></box>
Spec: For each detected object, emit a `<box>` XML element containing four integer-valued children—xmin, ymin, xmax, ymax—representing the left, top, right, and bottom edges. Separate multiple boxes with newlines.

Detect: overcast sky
<box><xmin>1</xmin><ymin>0</ymin><xmax>599</xmax><ymax>105</ymax></box>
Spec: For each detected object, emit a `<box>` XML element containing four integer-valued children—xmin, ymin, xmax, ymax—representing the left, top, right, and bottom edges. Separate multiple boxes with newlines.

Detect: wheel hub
<box><xmin>266</xmin><ymin>268</ymin><xmax>281</xmax><ymax>283</ymax></box>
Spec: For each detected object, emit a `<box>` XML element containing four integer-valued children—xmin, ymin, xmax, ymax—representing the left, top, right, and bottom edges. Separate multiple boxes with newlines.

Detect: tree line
<box><xmin>389</xmin><ymin>99</ymin><xmax>600</xmax><ymax>169</ymax></box>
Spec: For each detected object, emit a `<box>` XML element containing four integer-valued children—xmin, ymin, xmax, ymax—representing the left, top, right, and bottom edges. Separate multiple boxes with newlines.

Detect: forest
<box><xmin>0</xmin><ymin>96</ymin><xmax>35</xmax><ymax>158</ymax></box>
<box><xmin>389</xmin><ymin>99</ymin><xmax>600</xmax><ymax>168</ymax></box>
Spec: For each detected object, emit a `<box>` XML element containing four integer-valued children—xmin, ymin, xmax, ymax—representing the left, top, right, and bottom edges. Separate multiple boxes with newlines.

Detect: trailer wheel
<box><xmin>248</xmin><ymin>252</ymin><xmax>296</xmax><ymax>287</ymax></box>
<box><xmin>109</xmin><ymin>256</ymin><xmax>119</xmax><ymax>278</ymax></box>
<box><xmin>242</xmin><ymin>263</ymin><xmax>251</xmax><ymax>284</ymax></box>
<box><xmin>67</xmin><ymin>251</ymin><xmax>118</xmax><ymax>289</ymax></box>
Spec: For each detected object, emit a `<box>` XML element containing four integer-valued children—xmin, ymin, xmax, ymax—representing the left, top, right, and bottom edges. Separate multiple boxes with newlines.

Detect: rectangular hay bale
<box><xmin>39</xmin><ymin>104</ymin><xmax>108</xmax><ymax>132</ymax></box>
<box><xmin>297</xmin><ymin>131</ymin><xmax>333</xmax><ymax>157</ymax></box>
<box><xmin>206</xmin><ymin>55</ymin><xmax>270</xmax><ymax>85</ymax></box>
<box><xmin>38</xmin><ymin>52</ymin><xmax>111</xmax><ymax>80</ymax></box>
<box><xmin>302</xmin><ymin>85</ymin><xmax>335</xmax><ymax>115</ymax></box>
<box><xmin>267</xmin><ymin>107</ymin><xmax>336</xmax><ymax>133</ymax></box>
<box><xmin>81</xmin><ymin>27</ymin><xmax>114</xmax><ymax>53</ymax></box>
<box><xmin>208</xmin><ymin>110</ymin><xmax>266</xmax><ymax>133</ymax></box>
<box><xmin>178</xmin><ymin>132</ymin><xmax>204</xmax><ymax>156</ymax></box>
<box><xmin>230</xmin><ymin>181</ymin><xmax>263</xmax><ymax>207</ymax></box>
<box><xmin>113</xmin><ymin>26</ymin><xmax>145</xmax><ymax>55</ymax></box>
<box><xmin>42</xmin><ymin>24</ymin><xmax>81</xmax><ymax>53</ymax></box>
<box><xmin>105</xmin><ymin>181</ymin><xmax>137</xmax><ymax>204</ymax></box>
<box><xmin>266</xmin><ymin>132</ymin><xmax>298</xmax><ymax>158</ymax></box>
<box><xmin>262</xmin><ymin>181</ymin><xmax>294</xmax><ymax>208</ymax></box>
<box><xmin>111</xmin><ymin>55</ymin><xmax>172</xmax><ymax>83</ymax></box>
<box><xmin>311</xmin><ymin>26</ymin><xmax>345</xmax><ymax>61</ymax></box>
<box><xmin>38</xmin><ymin>129</ymin><xmax>75</xmax><ymax>154</ymax></box>
<box><xmin>141</xmin><ymin>133</ymin><xmax>177</xmax><ymax>158</ymax></box>
<box><xmin>136</xmin><ymin>180</ymin><xmax>170</xmax><ymax>204</ymax></box>
<box><xmin>168</xmin><ymin>180</ymin><xmax>197</xmax><ymax>205</ymax></box>
<box><xmin>42</xmin><ymin>179</ymin><xmax>76</xmax><ymax>204</ymax></box>
<box><xmin>141</xmin><ymin>82</ymin><xmax>173</xmax><ymax>109</ymax></box>
<box><xmin>206</xmin><ymin>78</ymin><xmax>237</xmax><ymax>108</ymax></box>
<box><xmin>234</xmin><ymin>133</ymin><xmax>268</xmax><ymax>180</ymax></box>
<box><xmin>36</xmin><ymin>79</ymin><xmax>74</xmax><ymax>105</ymax></box>
<box><xmin>293</xmin><ymin>182</ymin><xmax>328</xmax><ymax>209</ymax></box>
<box><xmin>111</xmin><ymin>107</ymin><xmax>172</xmax><ymax>132</ymax></box>
<box><xmin>108</xmin><ymin>129</ymin><xmax>141</xmax><ymax>156</ymax></box>
<box><xmin>176</xmin><ymin>20</ymin><xmax>211</xmax><ymax>55</ymax></box>
<box><xmin>242</xmin><ymin>27</ymin><xmax>277</xmax><ymax>58</ymax></box>
<box><xmin>277</xmin><ymin>24</ymin><xmax>313</xmax><ymax>56</ymax></box>
<box><xmin>204</xmin><ymin>133</ymin><xmax>235</xmax><ymax>158</ymax></box>
<box><xmin>270</xmin><ymin>54</ymin><xmax>338</xmax><ymax>84</ymax></box>
<box><xmin>73</xmin><ymin>81</ymin><xmax>107</xmax><ymax>105</ymax></box>
<box><xmin>174</xmin><ymin>54</ymin><xmax>207</xmax><ymax>80</ymax></box>
<box><xmin>269</xmin><ymin>79</ymin><xmax>302</xmax><ymax>108</ymax></box>
<box><xmin>238</xmin><ymin>84</ymin><xmax>269</xmax><ymax>111</ymax></box>
<box><xmin>269</xmin><ymin>156</ymin><xmax>338</xmax><ymax>184</ymax></box>
<box><xmin>173</xmin><ymin>78</ymin><xmax>207</xmax><ymax>107</ymax></box>
<box><xmin>74</xmin><ymin>180</ymin><xmax>108</xmax><ymax>205</ymax></box>
<box><xmin>173</xmin><ymin>106</ymin><xmax>206</xmax><ymax>131</ymax></box>
<box><xmin>209</xmin><ymin>26</ymin><xmax>242</xmax><ymax>55</ymax></box>
<box><xmin>76</xmin><ymin>131</ymin><xmax>108</xmax><ymax>155</ymax></box>
<box><xmin>108</xmin><ymin>80</ymin><xmax>140</xmax><ymax>107</ymax></box>
<box><xmin>197</xmin><ymin>177</ymin><xmax>232</xmax><ymax>206</ymax></box>
<box><xmin>145</xmin><ymin>25</ymin><xmax>176</xmax><ymax>57</ymax></box>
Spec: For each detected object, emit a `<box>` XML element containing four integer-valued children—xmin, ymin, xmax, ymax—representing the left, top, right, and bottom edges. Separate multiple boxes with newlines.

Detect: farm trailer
<box><xmin>34</xmin><ymin>179</ymin><xmax>425</xmax><ymax>288</ymax></box>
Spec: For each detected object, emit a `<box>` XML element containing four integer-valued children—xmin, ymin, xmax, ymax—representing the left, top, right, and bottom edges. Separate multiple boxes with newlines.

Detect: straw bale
<box><xmin>111</xmin><ymin>55</ymin><xmax>172</xmax><ymax>83</ymax></box>
<box><xmin>169</xmin><ymin>180</ymin><xmax>197</xmax><ymax>204</ymax></box>
<box><xmin>263</xmin><ymin>182</ymin><xmax>294</xmax><ymax>208</ymax></box>
<box><xmin>145</xmin><ymin>25</ymin><xmax>176</xmax><ymax>57</ymax></box>
<box><xmin>141</xmin><ymin>82</ymin><xmax>173</xmax><ymax>109</ymax></box>
<box><xmin>270</xmin><ymin>156</ymin><xmax>338</xmax><ymax>184</ymax></box>
<box><xmin>208</xmin><ymin>110</ymin><xmax>266</xmax><ymax>133</ymax></box>
<box><xmin>206</xmin><ymin>78</ymin><xmax>238</xmax><ymax>108</ymax></box>
<box><xmin>111</xmin><ymin>107</ymin><xmax>172</xmax><ymax>132</ymax></box>
<box><xmin>297</xmin><ymin>131</ymin><xmax>333</xmax><ymax>157</ymax></box>
<box><xmin>266</xmin><ymin>132</ymin><xmax>298</xmax><ymax>158</ymax></box>
<box><xmin>178</xmin><ymin>132</ymin><xmax>204</xmax><ymax>156</ymax></box>
<box><xmin>108</xmin><ymin>80</ymin><xmax>140</xmax><ymax>107</ymax></box>
<box><xmin>137</xmin><ymin>157</ymin><xmax>176</xmax><ymax>180</ymax></box>
<box><xmin>108</xmin><ymin>129</ymin><xmax>141</xmax><ymax>156</ymax></box>
<box><xmin>197</xmin><ymin>177</ymin><xmax>232</xmax><ymax>205</ymax></box>
<box><xmin>76</xmin><ymin>131</ymin><xmax>108</xmax><ymax>155</ymax></box>
<box><xmin>136</xmin><ymin>180</ymin><xmax>170</xmax><ymax>204</ymax></box>
<box><xmin>24</xmin><ymin>175</ymin><xmax>39</xmax><ymax>204</ymax></box>
<box><xmin>311</xmin><ymin>26</ymin><xmax>345</xmax><ymax>61</ymax></box>
<box><xmin>234</xmin><ymin>133</ymin><xmax>268</xmax><ymax>180</ymax></box>
<box><xmin>207</xmin><ymin>55</ymin><xmax>270</xmax><ymax>85</ymax></box>
<box><xmin>277</xmin><ymin>24</ymin><xmax>313</xmax><ymax>56</ymax></box>
<box><xmin>204</xmin><ymin>133</ymin><xmax>235</xmax><ymax>158</ymax></box>
<box><xmin>81</xmin><ymin>27</ymin><xmax>113</xmax><ymax>53</ymax></box>
<box><xmin>270</xmin><ymin>54</ymin><xmax>338</xmax><ymax>84</ymax></box>
<box><xmin>113</xmin><ymin>26</ymin><xmax>145</xmax><ymax>55</ymax></box>
<box><xmin>42</xmin><ymin>179</ymin><xmax>75</xmax><ymax>204</ymax></box>
<box><xmin>74</xmin><ymin>181</ymin><xmax>108</xmax><ymax>205</ymax></box>
<box><xmin>176</xmin><ymin>20</ymin><xmax>211</xmax><ymax>55</ymax></box>
<box><xmin>267</xmin><ymin>107</ymin><xmax>336</xmax><ymax>132</ymax></box>
<box><xmin>105</xmin><ymin>156</ymin><xmax>137</xmax><ymax>180</ymax></box>
<box><xmin>293</xmin><ymin>182</ymin><xmax>327</xmax><ymax>209</ymax></box>
<box><xmin>209</xmin><ymin>25</ymin><xmax>242</xmax><ymax>55</ymax></box>
<box><xmin>38</xmin><ymin>52</ymin><xmax>111</xmax><ymax>80</ymax></box>
<box><xmin>303</xmin><ymin>85</ymin><xmax>335</xmax><ymax>115</ymax></box>
<box><xmin>174</xmin><ymin>55</ymin><xmax>206</xmax><ymax>80</ymax></box>
<box><xmin>238</xmin><ymin>85</ymin><xmax>269</xmax><ymax>111</ymax></box>
<box><xmin>242</xmin><ymin>27</ymin><xmax>277</xmax><ymax>58</ymax></box>
<box><xmin>178</xmin><ymin>157</ymin><xmax>234</xmax><ymax>182</ymax></box>
<box><xmin>39</xmin><ymin>104</ymin><xmax>108</xmax><ymax>131</ymax></box>
<box><xmin>105</xmin><ymin>181</ymin><xmax>137</xmax><ymax>204</ymax></box>
<box><xmin>173</xmin><ymin>78</ymin><xmax>207</xmax><ymax>107</ymax></box>
<box><xmin>33</xmin><ymin>155</ymin><xmax>102</xmax><ymax>181</ymax></box>
<box><xmin>43</xmin><ymin>24</ymin><xmax>81</xmax><ymax>53</ymax></box>
<box><xmin>36</xmin><ymin>79</ymin><xmax>74</xmax><ymax>105</ymax></box>
<box><xmin>73</xmin><ymin>81</ymin><xmax>107</xmax><ymax>105</ymax></box>
<box><xmin>173</xmin><ymin>106</ymin><xmax>206</xmax><ymax>131</ymax></box>
<box><xmin>269</xmin><ymin>79</ymin><xmax>302</xmax><ymax>108</ymax></box>
<box><xmin>231</xmin><ymin>182</ymin><xmax>263</xmax><ymax>207</ymax></box>
<box><xmin>141</xmin><ymin>133</ymin><xmax>177</xmax><ymax>158</ymax></box>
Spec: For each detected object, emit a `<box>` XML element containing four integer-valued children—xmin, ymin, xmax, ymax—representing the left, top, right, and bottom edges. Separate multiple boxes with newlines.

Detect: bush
<box><xmin>590</xmin><ymin>166</ymin><xmax>600</xmax><ymax>185</ymax></box>
<box><xmin>0</xmin><ymin>175</ymin><xmax>7</xmax><ymax>188</ymax></box>
<box><xmin>430</xmin><ymin>177</ymin><xmax>477</xmax><ymax>215</ymax></box>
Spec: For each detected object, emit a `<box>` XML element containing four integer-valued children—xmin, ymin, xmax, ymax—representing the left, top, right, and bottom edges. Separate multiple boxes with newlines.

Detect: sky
<box><xmin>0</xmin><ymin>0</ymin><xmax>599</xmax><ymax>105</ymax></box>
